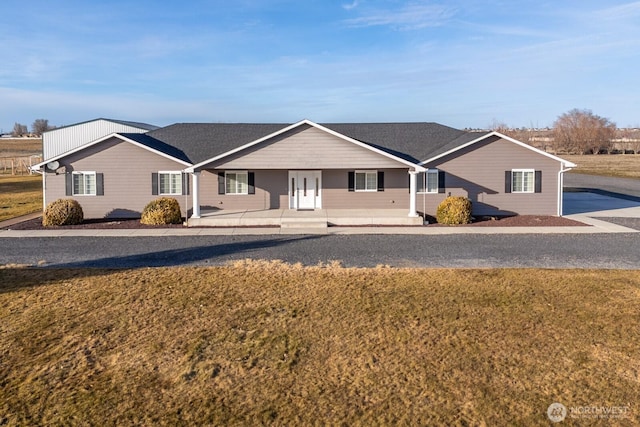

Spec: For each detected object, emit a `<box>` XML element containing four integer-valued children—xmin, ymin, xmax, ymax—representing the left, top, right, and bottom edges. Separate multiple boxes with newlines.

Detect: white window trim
<box><xmin>225</xmin><ymin>170</ymin><xmax>249</xmax><ymax>195</ymax></box>
<box><xmin>158</xmin><ymin>171</ymin><xmax>183</xmax><ymax>196</ymax></box>
<box><xmin>72</xmin><ymin>171</ymin><xmax>96</xmax><ymax>196</ymax></box>
<box><xmin>512</xmin><ymin>169</ymin><xmax>535</xmax><ymax>193</ymax></box>
<box><xmin>417</xmin><ymin>169</ymin><xmax>439</xmax><ymax>194</ymax></box>
<box><xmin>355</xmin><ymin>170</ymin><xmax>378</xmax><ymax>192</ymax></box>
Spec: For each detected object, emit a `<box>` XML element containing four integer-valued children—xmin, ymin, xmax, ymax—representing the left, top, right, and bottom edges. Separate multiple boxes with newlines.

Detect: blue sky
<box><xmin>1</xmin><ymin>0</ymin><xmax>638</xmax><ymax>132</ymax></box>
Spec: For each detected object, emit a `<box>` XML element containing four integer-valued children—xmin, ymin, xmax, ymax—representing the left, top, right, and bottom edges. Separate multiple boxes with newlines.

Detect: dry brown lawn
<box><xmin>1</xmin><ymin>262</ymin><xmax>638</xmax><ymax>425</ymax></box>
<box><xmin>564</xmin><ymin>154</ymin><xmax>640</xmax><ymax>179</ymax></box>
<box><xmin>0</xmin><ymin>175</ymin><xmax>42</xmax><ymax>222</ymax></box>
<box><xmin>0</xmin><ymin>138</ymin><xmax>42</xmax><ymax>158</ymax></box>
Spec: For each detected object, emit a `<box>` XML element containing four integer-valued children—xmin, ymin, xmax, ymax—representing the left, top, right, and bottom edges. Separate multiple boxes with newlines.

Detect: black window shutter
<box><xmin>535</xmin><ymin>170</ymin><xmax>542</xmax><ymax>193</ymax></box>
<box><xmin>65</xmin><ymin>174</ymin><xmax>73</xmax><ymax>196</ymax></box>
<box><xmin>96</xmin><ymin>173</ymin><xmax>104</xmax><ymax>196</ymax></box>
<box><xmin>248</xmin><ymin>172</ymin><xmax>255</xmax><ymax>194</ymax></box>
<box><xmin>438</xmin><ymin>171</ymin><xmax>446</xmax><ymax>193</ymax></box>
<box><xmin>218</xmin><ymin>172</ymin><xmax>225</xmax><ymax>195</ymax></box>
<box><xmin>505</xmin><ymin>171</ymin><xmax>512</xmax><ymax>193</ymax></box>
<box><xmin>348</xmin><ymin>171</ymin><xmax>355</xmax><ymax>192</ymax></box>
<box><xmin>377</xmin><ymin>171</ymin><xmax>384</xmax><ymax>192</ymax></box>
<box><xmin>152</xmin><ymin>172</ymin><xmax>159</xmax><ymax>195</ymax></box>
<box><xmin>182</xmin><ymin>172</ymin><xmax>190</xmax><ymax>195</ymax></box>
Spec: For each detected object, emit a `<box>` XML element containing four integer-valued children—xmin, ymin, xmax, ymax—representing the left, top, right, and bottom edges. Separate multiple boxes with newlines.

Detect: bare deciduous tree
<box><xmin>553</xmin><ymin>109</ymin><xmax>616</xmax><ymax>154</ymax></box>
<box><xmin>31</xmin><ymin>119</ymin><xmax>53</xmax><ymax>136</ymax></box>
<box><xmin>12</xmin><ymin>122</ymin><xmax>28</xmax><ymax>137</ymax></box>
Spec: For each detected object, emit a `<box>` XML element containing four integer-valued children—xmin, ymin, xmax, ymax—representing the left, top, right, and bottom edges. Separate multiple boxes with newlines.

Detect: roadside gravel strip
<box><xmin>1</xmin><ymin>234</ymin><xmax>638</xmax><ymax>269</ymax></box>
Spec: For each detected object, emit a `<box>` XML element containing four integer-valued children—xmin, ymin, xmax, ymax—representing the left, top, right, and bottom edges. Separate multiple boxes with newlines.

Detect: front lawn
<box><xmin>1</xmin><ymin>263</ymin><xmax>638</xmax><ymax>425</ymax></box>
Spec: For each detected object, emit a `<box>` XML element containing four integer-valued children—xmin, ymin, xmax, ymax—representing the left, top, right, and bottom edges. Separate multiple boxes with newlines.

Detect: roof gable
<box><xmin>186</xmin><ymin>120</ymin><xmax>427</xmax><ymax>171</ymax></box>
<box><xmin>33</xmin><ymin>132</ymin><xmax>191</xmax><ymax>170</ymax></box>
<box><xmin>421</xmin><ymin>131</ymin><xmax>577</xmax><ymax>168</ymax></box>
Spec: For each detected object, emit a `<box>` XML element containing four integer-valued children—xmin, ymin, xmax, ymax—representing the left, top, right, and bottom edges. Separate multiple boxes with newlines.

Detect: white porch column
<box><xmin>408</xmin><ymin>170</ymin><xmax>418</xmax><ymax>217</ymax></box>
<box><xmin>191</xmin><ymin>171</ymin><xmax>201</xmax><ymax>218</ymax></box>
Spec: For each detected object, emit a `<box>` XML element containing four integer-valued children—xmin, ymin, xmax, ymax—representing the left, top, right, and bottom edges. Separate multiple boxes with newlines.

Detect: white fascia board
<box><xmin>309</xmin><ymin>121</ymin><xmax>426</xmax><ymax>171</ymax></box>
<box><xmin>186</xmin><ymin>120</ymin><xmax>309</xmax><ymax>172</ymax></box>
<box><xmin>420</xmin><ymin>131</ymin><xmax>577</xmax><ymax>168</ymax></box>
<box><xmin>32</xmin><ymin>133</ymin><xmax>192</xmax><ymax>170</ymax></box>
<box><xmin>186</xmin><ymin>119</ymin><xmax>426</xmax><ymax>173</ymax></box>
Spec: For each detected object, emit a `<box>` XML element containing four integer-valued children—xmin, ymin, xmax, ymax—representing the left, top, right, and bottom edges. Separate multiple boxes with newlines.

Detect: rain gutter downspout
<box><xmin>557</xmin><ymin>164</ymin><xmax>574</xmax><ymax>216</ymax></box>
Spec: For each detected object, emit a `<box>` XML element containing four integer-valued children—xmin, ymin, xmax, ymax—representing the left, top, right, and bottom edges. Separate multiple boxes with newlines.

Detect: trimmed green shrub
<box><xmin>141</xmin><ymin>197</ymin><xmax>182</xmax><ymax>225</ymax></box>
<box><xmin>436</xmin><ymin>196</ymin><xmax>472</xmax><ymax>225</ymax></box>
<box><xmin>42</xmin><ymin>198</ymin><xmax>84</xmax><ymax>226</ymax></box>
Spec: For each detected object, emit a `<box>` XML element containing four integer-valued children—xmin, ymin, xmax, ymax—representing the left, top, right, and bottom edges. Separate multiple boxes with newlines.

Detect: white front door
<box><xmin>289</xmin><ymin>171</ymin><xmax>321</xmax><ymax>209</ymax></box>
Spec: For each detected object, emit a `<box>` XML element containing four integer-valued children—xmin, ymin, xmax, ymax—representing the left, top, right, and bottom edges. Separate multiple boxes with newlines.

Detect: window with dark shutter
<box><xmin>152</xmin><ymin>173</ymin><xmax>159</xmax><ymax>195</ymax></box>
<box><xmin>438</xmin><ymin>171</ymin><xmax>446</xmax><ymax>193</ymax></box>
<box><xmin>377</xmin><ymin>171</ymin><xmax>384</xmax><ymax>192</ymax></box>
<box><xmin>535</xmin><ymin>171</ymin><xmax>542</xmax><ymax>193</ymax></box>
<box><xmin>348</xmin><ymin>171</ymin><xmax>355</xmax><ymax>192</ymax></box>
<box><xmin>248</xmin><ymin>172</ymin><xmax>255</xmax><ymax>195</ymax></box>
<box><xmin>505</xmin><ymin>171</ymin><xmax>512</xmax><ymax>193</ymax></box>
<box><xmin>218</xmin><ymin>172</ymin><xmax>225</xmax><ymax>195</ymax></box>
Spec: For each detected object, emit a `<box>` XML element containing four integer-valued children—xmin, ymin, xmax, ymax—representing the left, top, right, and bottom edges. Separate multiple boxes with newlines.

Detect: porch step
<box><xmin>280</xmin><ymin>217</ymin><xmax>328</xmax><ymax>229</ymax></box>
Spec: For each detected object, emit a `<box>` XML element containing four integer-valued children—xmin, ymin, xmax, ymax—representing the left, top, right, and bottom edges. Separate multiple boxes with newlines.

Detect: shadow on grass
<box><xmin>56</xmin><ymin>235</ymin><xmax>325</xmax><ymax>268</ymax></box>
<box><xmin>0</xmin><ymin>235</ymin><xmax>326</xmax><ymax>292</ymax></box>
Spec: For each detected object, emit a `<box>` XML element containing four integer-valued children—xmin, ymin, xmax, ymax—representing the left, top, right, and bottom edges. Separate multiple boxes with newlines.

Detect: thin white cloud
<box><xmin>343</xmin><ymin>2</ymin><xmax>455</xmax><ymax>30</ymax></box>
<box><xmin>596</xmin><ymin>1</ymin><xmax>640</xmax><ymax>20</ymax></box>
<box><xmin>342</xmin><ymin>1</ymin><xmax>360</xmax><ymax>11</ymax></box>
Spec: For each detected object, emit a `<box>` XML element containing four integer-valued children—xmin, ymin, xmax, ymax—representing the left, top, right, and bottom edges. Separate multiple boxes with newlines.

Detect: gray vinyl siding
<box><xmin>211</xmin><ymin>125</ymin><xmax>404</xmax><ymax>170</ymax></box>
<box><xmin>422</xmin><ymin>136</ymin><xmax>561</xmax><ymax>216</ymax></box>
<box><xmin>45</xmin><ymin>137</ymin><xmax>190</xmax><ymax>219</ymax></box>
<box><xmin>322</xmin><ymin>169</ymin><xmax>410</xmax><ymax>209</ymax></box>
<box><xmin>197</xmin><ymin>169</ymin><xmax>411</xmax><ymax>212</ymax></box>
<box><xmin>199</xmin><ymin>170</ymin><xmax>288</xmax><ymax>211</ymax></box>
<box><xmin>43</xmin><ymin>119</ymin><xmax>151</xmax><ymax>158</ymax></box>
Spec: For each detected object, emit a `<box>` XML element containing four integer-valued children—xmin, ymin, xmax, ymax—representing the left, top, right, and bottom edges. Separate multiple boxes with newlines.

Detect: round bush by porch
<box><xmin>141</xmin><ymin>197</ymin><xmax>182</xmax><ymax>225</ymax></box>
<box><xmin>42</xmin><ymin>198</ymin><xmax>84</xmax><ymax>227</ymax></box>
<box><xmin>436</xmin><ymin>196</ymin><xmax>472</xmax><ymax>225</ymax></box>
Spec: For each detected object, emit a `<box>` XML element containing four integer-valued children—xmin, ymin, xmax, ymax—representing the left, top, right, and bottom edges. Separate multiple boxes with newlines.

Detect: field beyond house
<box><xmin>0</xmin><ymin>175</ymin><xmax>42</xmax><ymax>222</ymax></box>
<box><xmin>564</xmin><ymin>153</ymin><xmax>640</xmax><ymax>179</ymax></box>
<box><xmin>1</xmin><ymin>263</ymin><xmax>638</xmax><ymax>425</ymax></box>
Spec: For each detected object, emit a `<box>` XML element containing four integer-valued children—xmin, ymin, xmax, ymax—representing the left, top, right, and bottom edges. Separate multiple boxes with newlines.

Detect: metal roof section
<box><xmin>43</xmin><ymin>118</ymin><xmax>159</xmax><ymax>159</ymax></box>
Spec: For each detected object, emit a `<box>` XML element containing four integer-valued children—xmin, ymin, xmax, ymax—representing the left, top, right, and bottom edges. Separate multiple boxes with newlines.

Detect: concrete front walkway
<box><xmin>3</xmin><ymin>191</ymin><xmax>639</xmax><ymax>237</ymax></box>
<box><xmin>0</xmin><ymin>214</ymin><xmax>636</xmax><ymax>237</ymax></box>
<box><xmin>187</xmin><ymin>208</ymin><xmax>424</xmax><ymax>228</ymax></box>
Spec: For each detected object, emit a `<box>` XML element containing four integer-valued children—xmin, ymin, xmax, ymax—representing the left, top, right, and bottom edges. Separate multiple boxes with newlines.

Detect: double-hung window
<box><xmin>72</xmin><ymin>171</ymin><xmax>96</xmax><ymax>196</ymax></box>
<box><xmin>417</xmin><ymin>169</ymin><xmax>441</xmax><ymax>193</ymax></box>
<box><xmin>355</xmin><ymin>170</ymin><xmax>377</xmax><ymax>192</ymax></box>
<box><xmin>512</xmin><ymin>169</ymin><xmax>535</xmax><ymax>193</ymax></box>
<box><xmin>159</xmin><ymin>171</ymin><xmax>182</xmax><ymax>195</ymax></box>
<box><xmin>225</xmin><ymin>171</ymin><xmax>249</xmax><ymax>195</ymax></box>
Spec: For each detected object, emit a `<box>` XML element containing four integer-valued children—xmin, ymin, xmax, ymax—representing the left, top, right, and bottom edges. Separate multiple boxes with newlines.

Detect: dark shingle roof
<box><xmin>145</xmin><ymin>121</ymin><xmax>490</xmax><ymax>165</ymax></box>
<box><xmin>147</xmin><ymin>123</ymin><xmax>288</xmax><ymax>164</ymax></box>
<box><xmin>119</xmin><ymin>133</ymin><xmax>191</xmax><ymax>163</ymax></box>
<box><xmin>321</xmin><ymin>123</ymin><xmax>483</xmax><ymax>163</ymax></box>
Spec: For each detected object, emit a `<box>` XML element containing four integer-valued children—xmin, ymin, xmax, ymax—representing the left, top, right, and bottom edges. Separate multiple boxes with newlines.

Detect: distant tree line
<box><xmin>11</xmin><ymin>119</ymin><xmax>55</xmax><ymax>137</ymax></box>
<box><xmin>492</xmin><ymin>109</ymin><xmax>632</xmax><ymax>155</ymax></box>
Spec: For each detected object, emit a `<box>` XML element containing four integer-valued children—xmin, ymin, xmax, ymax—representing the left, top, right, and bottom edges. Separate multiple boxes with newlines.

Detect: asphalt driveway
<box><xmin>1</xmin><ymin>233</ymin><xmax>638</xmax><ymax>269</ymax></box>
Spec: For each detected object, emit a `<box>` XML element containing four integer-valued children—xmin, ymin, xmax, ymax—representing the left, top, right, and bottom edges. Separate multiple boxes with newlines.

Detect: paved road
<box><xmin>1</xmin><ymin>234</ymin><xmax>638</xmax><ymax>269</ymax></box>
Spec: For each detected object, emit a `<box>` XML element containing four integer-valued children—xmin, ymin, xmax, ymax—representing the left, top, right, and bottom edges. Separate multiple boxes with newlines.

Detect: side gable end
<box><xmin>420</xmin><ymin>131</ymin><xmax>577</xmax><ymax>168</ymax></box>
<box><xmin>33</xmin><ymin>133</ymin><xmax>192</xmax><ymax>171</ymax></box>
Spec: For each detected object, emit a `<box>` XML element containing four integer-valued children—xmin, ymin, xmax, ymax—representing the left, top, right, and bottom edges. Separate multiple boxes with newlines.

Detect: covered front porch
<box><xmin>187</xmin><ymin>208</ymin><xmax>424</xmax><ymax>229</ymax></box>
